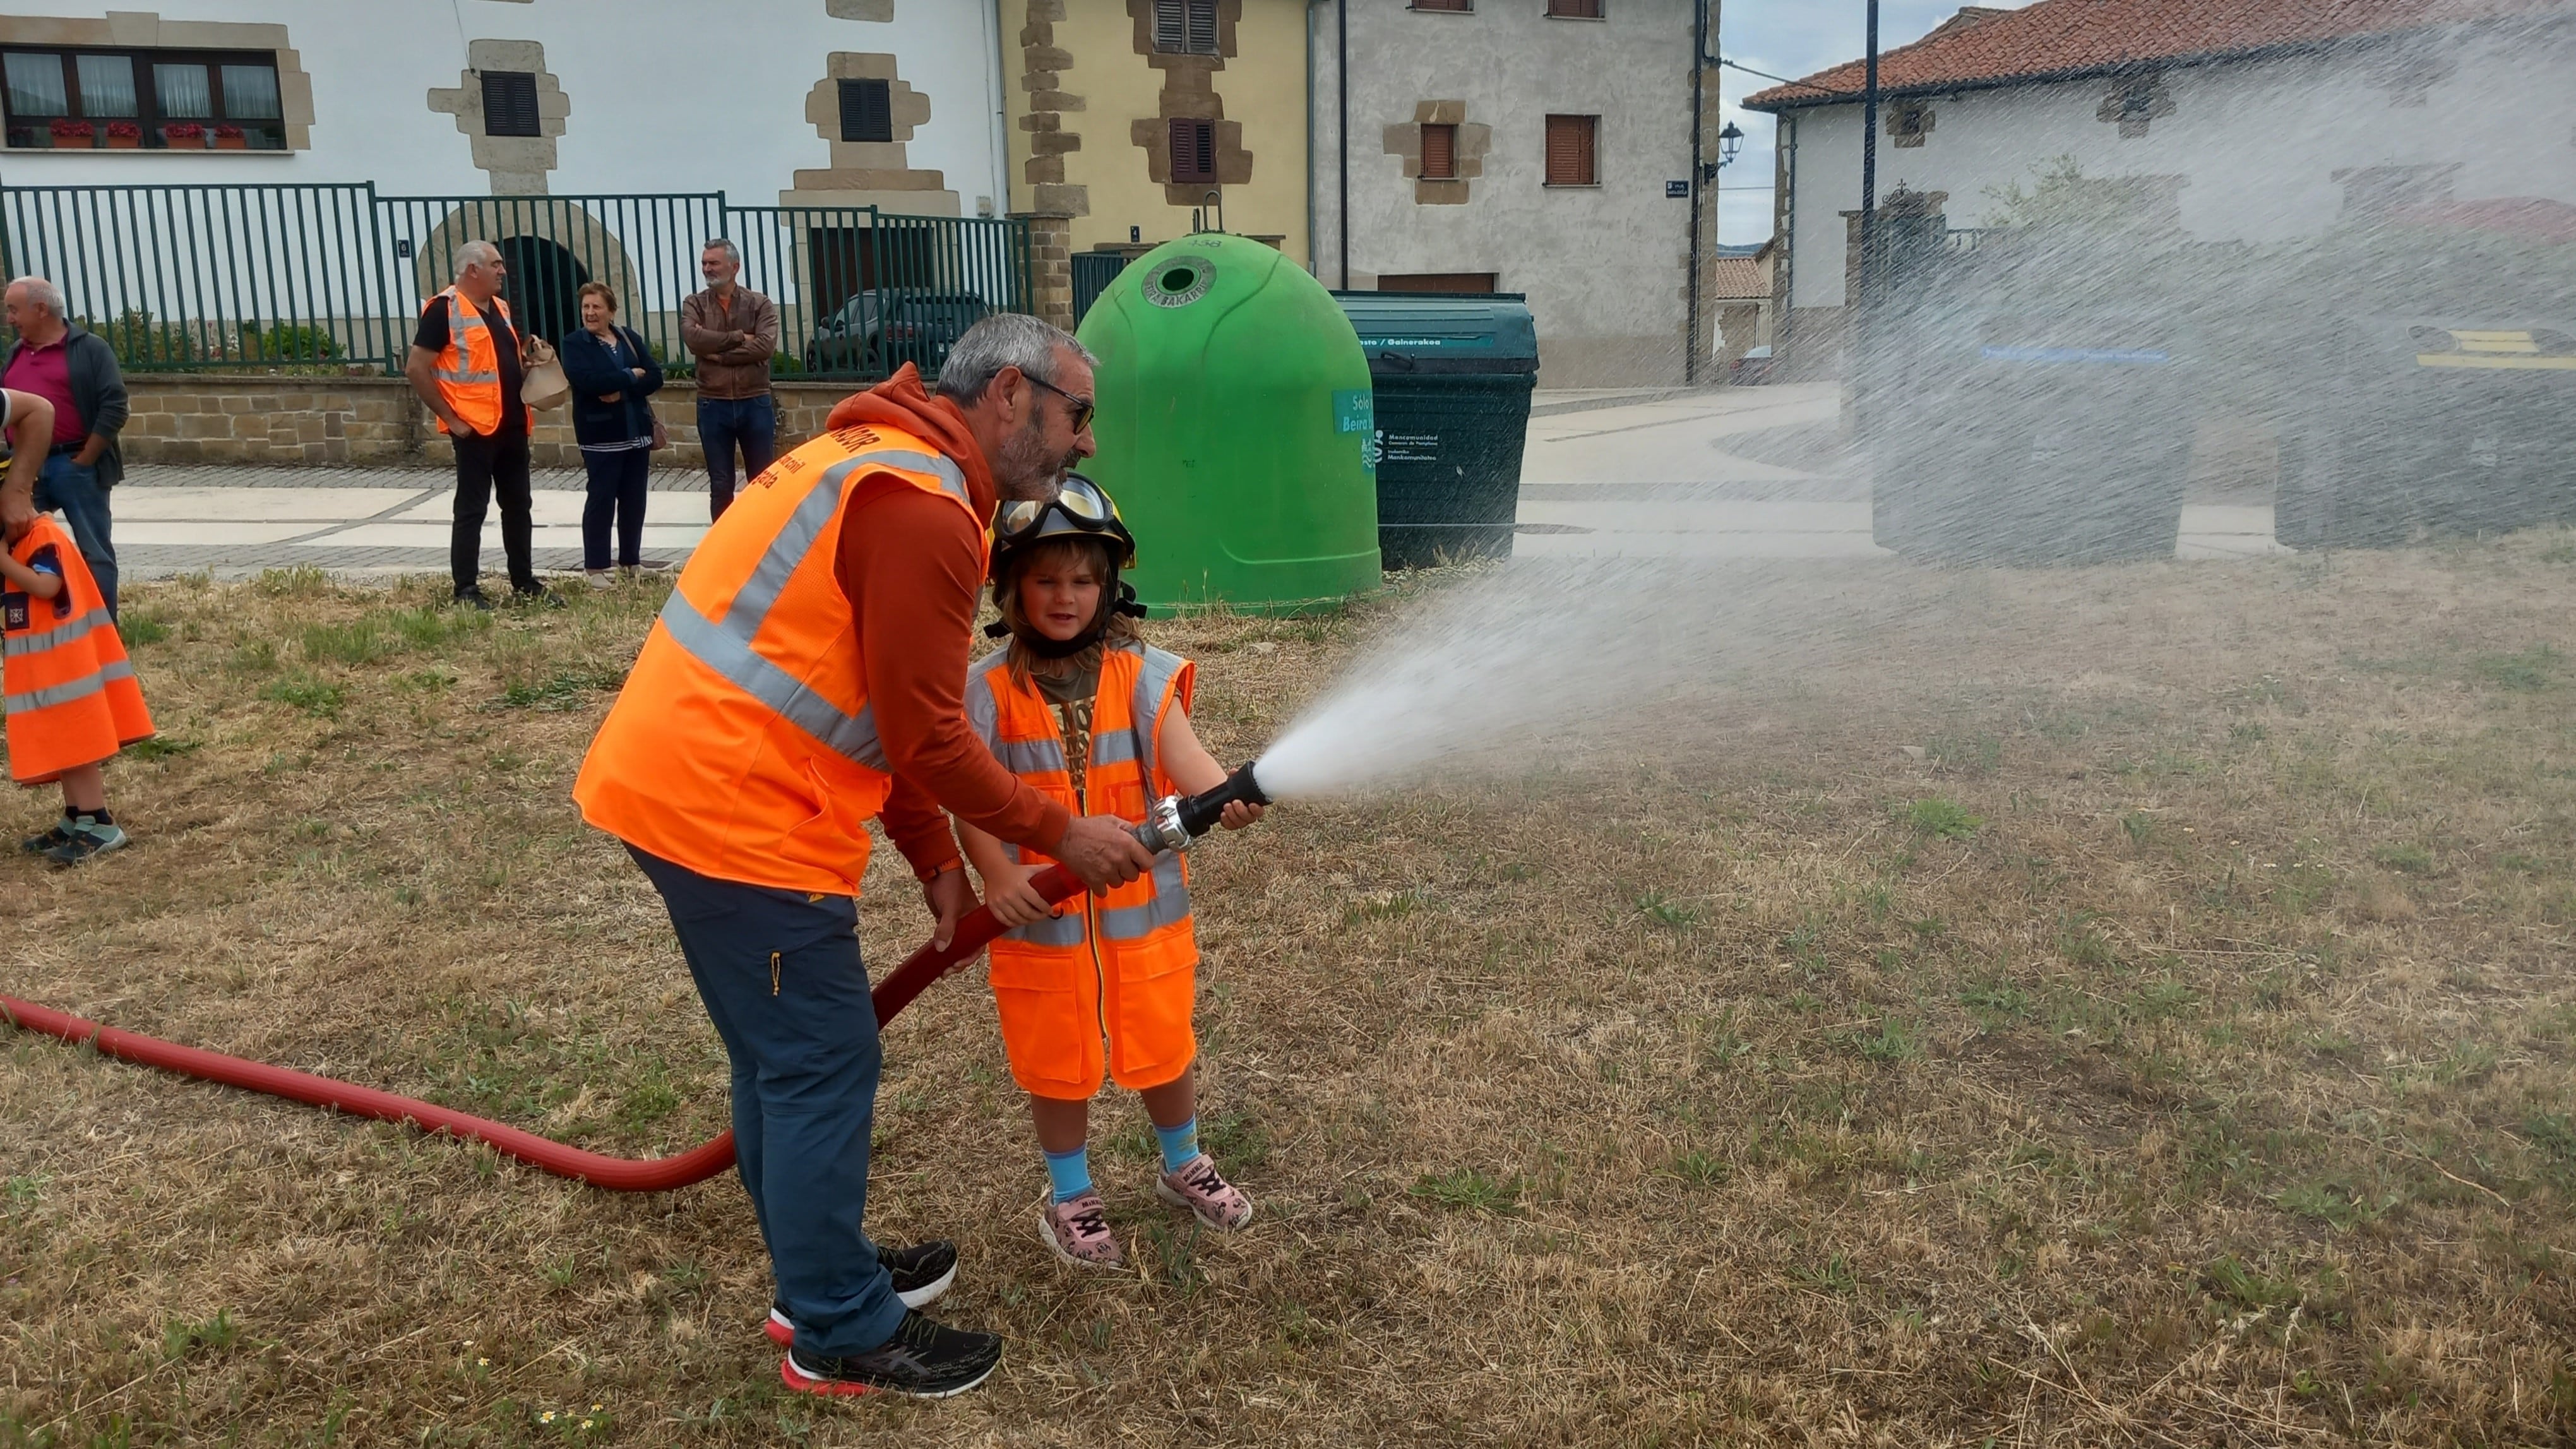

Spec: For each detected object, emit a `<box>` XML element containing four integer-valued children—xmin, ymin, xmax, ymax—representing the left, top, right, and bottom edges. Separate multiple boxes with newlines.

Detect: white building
<box><xmin>0</xmin><ymin>1</ymin><xmax>1008</xmax><ymax>208</ymax></box>
<box><xmin>0</xmin><ymin>2</ymin><xmax>1024</xmax><ymax>358</ymax></box>
<box><xmin>1744</xmin><ymin>0</ymin><xmax>2576</xmax><ymax>370</ymax></box>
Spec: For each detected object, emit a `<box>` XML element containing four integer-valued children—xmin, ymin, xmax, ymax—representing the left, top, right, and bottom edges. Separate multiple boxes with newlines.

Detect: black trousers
<box><xmin>451</xmin><ymin>426</ymin><xmax>535</xmax><ymax>593</ymax></box>
<box><xmin>580</xmin><ymin>446</ymin><xmax>652</xmax><ymax>569</ymax></box>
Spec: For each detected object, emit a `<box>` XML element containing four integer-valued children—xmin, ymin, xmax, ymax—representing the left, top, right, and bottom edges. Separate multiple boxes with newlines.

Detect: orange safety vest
<box><xmin>573</xmin><ymin>422</ymin><xmax>984</xmax><ymax>895</ymax></box>
<box><xmin>3</xmin><ymin>515</ymin><xmax>152</xmax><ymax>783</ymax></box>
<box><xmin>969</xmin><ymin>640</ymin><xmax>1198</xmax><ymax>1099</ymax></box>
<box><xmin>424</xmin><ymin>287</ymin><xmax>530</xmax><ymax>436</ymax></box>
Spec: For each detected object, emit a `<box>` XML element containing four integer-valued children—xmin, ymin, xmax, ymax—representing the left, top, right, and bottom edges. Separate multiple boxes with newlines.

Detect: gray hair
<box><xmin>935</xmin><ymin>312</ymin><xmax>1094</xmax><ymax>403</ymax></box>
<box><xmin>701</xmin><ymin>237</ymin><xmax>741</xmax><ymax>266</ymax></box>
<box><xmin>6</xmin><ymin>276</ymin><xmax>63</xmax><ymax>317</ymax></box>
<box><xmin>451</xmin><ymin>240</ymin><xmax>501</xmax><ymax>278</ymax></box>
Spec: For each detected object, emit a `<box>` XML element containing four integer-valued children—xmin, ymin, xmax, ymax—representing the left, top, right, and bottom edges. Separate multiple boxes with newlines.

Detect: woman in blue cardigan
<box><xmin>560</xmin><ymin>283</ymin><xmax>665</xmax><ymax>582</ymax></box>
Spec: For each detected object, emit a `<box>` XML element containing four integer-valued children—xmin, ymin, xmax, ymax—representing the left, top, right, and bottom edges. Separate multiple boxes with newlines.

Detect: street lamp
<box><xmin>1700</xmin><ymin>122</ymin><xmax>1744</xmax><ymax>182</ymax></box>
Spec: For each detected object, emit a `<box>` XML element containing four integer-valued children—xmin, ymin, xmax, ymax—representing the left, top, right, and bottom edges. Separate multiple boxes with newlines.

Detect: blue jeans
<box><xmin>626</xmin><ymin>845</ymin><xmax>906</xmax><ymax>1358</ymax></box>
<box><xmin>579</xmin><ymin>447</ymin><xmax>652</xmax><ymax>569</ymax></box>
<box><xmin>33</xmin><ymin>453</ymin><xmax>116</xmax><ymax>619</ymax></box>
<box><xmin>696</xmin><ymin>395</ymin><xmax>776</xmax><ymax>522</ymax></box>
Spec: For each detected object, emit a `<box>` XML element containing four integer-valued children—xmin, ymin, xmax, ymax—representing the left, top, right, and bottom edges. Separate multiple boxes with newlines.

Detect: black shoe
<box><xmin>766</xmin><ymin>1241</ymin><xmax>958</xmax><ymax>1344</ymax></box>
<box><xmin>512</xmin><ymin>581</ymin><xmax>563</xmax><ymax>608</ymax></box>
<box><xmin>779</xmin><ymin>1309</ymin><xmax>1001</xmax><ymax>1400</ymax></box>
<box><xmin>452</xmin><ymin>586</ymin><xmax>494</xmax><ymax>612</ymax></box>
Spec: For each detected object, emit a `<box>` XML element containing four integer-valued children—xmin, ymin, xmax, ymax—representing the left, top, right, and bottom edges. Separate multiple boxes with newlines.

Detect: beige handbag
<box><xmin>520</xmin><ymin>337</ymin><xmax>570</xmax><ymax>410</ymax></box>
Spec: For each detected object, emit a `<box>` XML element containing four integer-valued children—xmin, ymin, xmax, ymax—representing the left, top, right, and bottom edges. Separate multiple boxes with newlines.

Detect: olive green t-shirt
<box><xmin>1031</xmin><ymin>656</ymin><xmax>1100</xmax><ymax>803</ymax></box>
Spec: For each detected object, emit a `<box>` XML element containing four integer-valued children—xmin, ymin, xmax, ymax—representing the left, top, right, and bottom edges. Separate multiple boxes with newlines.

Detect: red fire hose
<box><xmin>0</xmin><ymin>865</ymin><xmax>1088</xmax><ymax>1193</ymax></box>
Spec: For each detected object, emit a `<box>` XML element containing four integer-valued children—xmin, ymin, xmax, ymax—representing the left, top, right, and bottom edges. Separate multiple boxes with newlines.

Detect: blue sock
<box><xmin>1154</xmin><ymin>1117</ymin><xmax>1200</xmax><ymax>1173</ymax></box>
<box><xmin>1043</xmin><ymin>1145</ymin><xmax>1093</xmax><ymax>1203</ymax></box>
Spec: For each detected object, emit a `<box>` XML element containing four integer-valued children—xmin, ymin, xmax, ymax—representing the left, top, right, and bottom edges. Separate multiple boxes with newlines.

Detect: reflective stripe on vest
<box><xmin>4</xmin><ymin>657</ymin><xmax>134</xmax><ymax>713</ymax></box>
<box><xmin>650</xmin><ymin>443</ymin><xmax>970</xmax><ymax>768</ymax></box>
<box><xmin>1</xmin><ymin>612</ymin><xmax>109</xmax><ymax>658</ymax></box>
<box><xmin>436</xmin><ymin>299</ymin><xmax>496</xmax><ymax>383</ymax></box>
<box><xmin>1100</xmin><ymin>852</ymin><xmax>1192</xmax><ymax>941</ymax></box>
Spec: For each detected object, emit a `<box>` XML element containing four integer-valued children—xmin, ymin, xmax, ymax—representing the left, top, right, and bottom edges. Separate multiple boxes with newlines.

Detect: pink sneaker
<box><xmin>1039</xmin><ymin>1190</ymin><xmax>1124</xmax><ymax>1270</ymax></box>
<box><xmin>1155</xmin><ymin>1153</ymin><xmax>1255</xmax><ymax>1231</ymax></box>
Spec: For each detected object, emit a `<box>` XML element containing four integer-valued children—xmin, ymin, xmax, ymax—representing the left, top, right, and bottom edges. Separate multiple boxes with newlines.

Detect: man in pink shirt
<box><xmin>2</xmin><ymin>277</ymin><xmax>128</xmax><ymax>617</ymax></box>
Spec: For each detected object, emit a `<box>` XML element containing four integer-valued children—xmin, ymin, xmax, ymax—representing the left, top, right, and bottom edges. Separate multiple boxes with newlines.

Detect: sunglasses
<box><xmin>1023</xmin><ymin>373</ymin><xmax>1095</xmax><ymax>434</ymax></box>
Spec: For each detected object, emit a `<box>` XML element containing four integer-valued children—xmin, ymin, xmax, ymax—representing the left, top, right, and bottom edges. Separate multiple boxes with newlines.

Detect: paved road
<box><xmin>1512</xmin><ymin>382</ymin><xmax>2286</xmax><ymax>561</ymax></box>
<box><xmin>102</xmin><ymin>385</ymin><xmax>2286</xmax><ymax>581</ymax></box>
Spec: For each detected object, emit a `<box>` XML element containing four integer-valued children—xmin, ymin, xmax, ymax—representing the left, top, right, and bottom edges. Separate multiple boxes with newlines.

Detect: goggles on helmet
<box><xmin>991</xmin><ymin>472</ymin><xmax>1138</xmax><ymax>572</ymax></box>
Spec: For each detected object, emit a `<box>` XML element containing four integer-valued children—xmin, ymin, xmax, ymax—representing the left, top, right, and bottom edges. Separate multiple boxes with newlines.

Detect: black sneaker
<box><xmin>512</xmin><ymin>581</ymin><xmax>563</xmax><ymax>608</ymax></box>
<box><xmin>766</xmin><ymin>1241</ymin><xmax>959</xmax><ymax>1344</ymax></box>
<box><xmin>452</xmin><ymin>586</ymin><xmax>494</xmax><ymax>612</ymax></box>
<box><xmin>20</xmin><ymin>818</ymin><xmax>73</xmax><ymax>855</ymax></box>
<box><xmin>778</xmin><ymin>1309</ymin><xmax>1001</xmax><ymax>1400</ymax></box>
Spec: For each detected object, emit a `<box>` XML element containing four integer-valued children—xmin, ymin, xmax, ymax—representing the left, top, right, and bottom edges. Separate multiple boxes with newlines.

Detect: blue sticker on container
<box><xmin>1333</xmin><ymin>388</ymin><xmax>1373</xmax><ymax>434</ymax></box>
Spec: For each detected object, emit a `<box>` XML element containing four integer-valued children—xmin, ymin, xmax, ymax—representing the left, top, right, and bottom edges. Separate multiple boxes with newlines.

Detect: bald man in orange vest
<box><xmin>574</xmin><ymin>313</ymin><xmax>1155</xmax><ymax>1400</ymax></box>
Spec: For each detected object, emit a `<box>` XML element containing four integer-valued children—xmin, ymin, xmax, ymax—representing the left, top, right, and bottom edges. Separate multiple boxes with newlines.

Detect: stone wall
<box><xmin>119</xmin><ymin>375</ymin><xmax>879</xmax><ymax>470</ymax></box>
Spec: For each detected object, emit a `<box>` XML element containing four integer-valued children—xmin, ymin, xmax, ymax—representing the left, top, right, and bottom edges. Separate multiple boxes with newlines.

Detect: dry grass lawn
<box><xmin>4</xmin><ymin>534</ymin><xmax>2575</xmax><ymax>1446</ymax></box>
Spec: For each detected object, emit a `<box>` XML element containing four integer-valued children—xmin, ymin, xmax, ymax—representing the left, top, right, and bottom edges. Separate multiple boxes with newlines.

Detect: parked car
<box><xmin>804</xmin><ymin>290</ymin><xmax>992</xmax><ymax>376</ymax></box>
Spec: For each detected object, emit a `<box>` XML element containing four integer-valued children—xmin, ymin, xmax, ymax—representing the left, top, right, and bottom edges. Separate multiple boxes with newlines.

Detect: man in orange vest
<box><xmin>574</xmin><ymin>313</ymin><xmax>1156</xmax><ymax>1400</ymax></box>
<box><xmin>403</xmin><ymin>240</ymin><xmax>546</xmax><ymax>610</ymax></box>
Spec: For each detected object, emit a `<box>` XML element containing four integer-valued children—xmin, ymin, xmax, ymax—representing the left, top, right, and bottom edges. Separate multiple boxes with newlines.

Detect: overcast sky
<box><xmin>1712</xmin><ymin>0</ymin><xmax>2042</xmax><ymax>244</ymax></box>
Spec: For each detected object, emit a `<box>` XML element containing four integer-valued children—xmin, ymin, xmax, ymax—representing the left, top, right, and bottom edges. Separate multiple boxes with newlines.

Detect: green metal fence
<box><xmin>0</xmin><ymin>182</ymin><xmax>1033</xmax><ymax>381</ymax></box>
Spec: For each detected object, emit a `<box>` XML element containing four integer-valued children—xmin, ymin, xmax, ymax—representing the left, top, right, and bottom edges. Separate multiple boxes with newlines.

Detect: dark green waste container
<box><xmin>1333</xmin><ymin>291</ymin><xmax>1539</xmax><ymax>568</ymax></box>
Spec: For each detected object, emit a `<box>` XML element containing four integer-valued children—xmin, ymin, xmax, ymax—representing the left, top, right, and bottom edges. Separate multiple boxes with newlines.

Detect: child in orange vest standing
<box><xmin>3</xmin><ymin>479</ymin><xmax>152</xmax><ymax>864</ymax></box>
<box><xmin>956</xmin><ymin>474</ymin><xmax>1262</xmax><ymax>1270</ymax></box>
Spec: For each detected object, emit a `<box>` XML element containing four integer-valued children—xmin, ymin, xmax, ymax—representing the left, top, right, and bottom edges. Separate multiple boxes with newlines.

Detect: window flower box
<box><xmin>213</xmin><ymin>123</ymin><xmax>246</xmax><ymax>151</ymax></box>
<box><xmin>49</xmin><ymin>118</ymin><xmax>94</xmax><ymax>147</ymax></box>
<box><xmin>104</xmin><ymin>121</ymin><xmax>141</xmax><ymax>150</ymax></box>
<box><xmin>162</xmin><ymin>122</ymin><xmax>205</xmax><ymax>148</ymax></box>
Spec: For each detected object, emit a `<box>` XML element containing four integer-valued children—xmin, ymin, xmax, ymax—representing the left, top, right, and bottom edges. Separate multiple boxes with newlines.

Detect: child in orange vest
<box><xmin>3</xmin><ymin>507</ymin><xmax>152</xmax><ymax>864</ymax></box>
<box><xmin>955</xmin><ymin>474</ymin><xmax>1263</xmax><ymax>1270</ymax></box>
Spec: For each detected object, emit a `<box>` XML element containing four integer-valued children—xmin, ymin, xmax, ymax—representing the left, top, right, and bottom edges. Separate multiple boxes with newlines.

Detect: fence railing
<box><xmin>0</xmin><ymin>182</ymin><xmax>1032</xmax><ymax>382</ymax></box>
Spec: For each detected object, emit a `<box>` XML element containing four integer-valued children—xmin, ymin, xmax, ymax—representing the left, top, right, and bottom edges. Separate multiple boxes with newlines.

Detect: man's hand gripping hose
<box><xmin>0</xmin><ymin>765</ymin><xmax>1268</xmax><ymax>1193</ymax></box>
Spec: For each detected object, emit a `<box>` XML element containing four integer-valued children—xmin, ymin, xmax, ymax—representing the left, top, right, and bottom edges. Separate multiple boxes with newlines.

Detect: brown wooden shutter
<box><xmin>1420</xmin><ymin>123</ymin><xmax>1457</xmax><ymax>180</ymax></box>
<box><xmin>1169</xmin><ymin>117</ymin><xmax>1217</xmax><ymax>184</ymax></box>
<box><xmin>1412</xmin><ymin>0</ymin><xmax>1474</xmax><ymax>11</ymax></box>
<box><xmin>1546</xmin><ymin>0</ymin><xmax>1604</xmax><ymax>15</ymax></box>
<box><xmin>1544</xmin><ymin>114</ymin><xmax>1596</xmax><ymax>186</ymax></box>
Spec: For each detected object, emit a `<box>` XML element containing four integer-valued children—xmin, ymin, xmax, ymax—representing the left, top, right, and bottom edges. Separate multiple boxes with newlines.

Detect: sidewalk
<box><xmin>114</xmin><ymin>463</ymin><xmax>712</xmax><ymax>580</ymax></box>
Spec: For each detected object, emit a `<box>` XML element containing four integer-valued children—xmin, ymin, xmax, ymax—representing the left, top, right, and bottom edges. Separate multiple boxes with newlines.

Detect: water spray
<box><xmin>0</xmin><ymin>768</ymin><xmax>1278</xmax><ymax>1193</ymax></box>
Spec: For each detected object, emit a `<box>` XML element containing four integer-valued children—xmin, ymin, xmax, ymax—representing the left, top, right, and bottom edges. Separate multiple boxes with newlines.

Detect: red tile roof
<box><xmin>1743</xmin><ymin>0</ymin><xmax>2571</xmax><ymax>109</ymax></box>
<box><xmin>1705</xmin><ymin>256</ymin><xmax>1768</xmax><ymax>299</ymax></box>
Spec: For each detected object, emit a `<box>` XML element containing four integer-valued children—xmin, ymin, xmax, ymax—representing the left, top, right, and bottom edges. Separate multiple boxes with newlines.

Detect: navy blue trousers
<box><xmin>696</xmin><ymin>395</ymin><xmax>775</xmax><ymax>521</ymax></box>
<box><xmin>628</xmin><ymin>846</ymin><xmax>905</xmax><ymax>1357</ymax></box>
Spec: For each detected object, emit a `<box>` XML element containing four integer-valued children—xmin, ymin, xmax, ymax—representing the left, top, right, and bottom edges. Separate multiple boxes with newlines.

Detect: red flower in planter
<box><xmin>49</xmin><ymin>118</ymin><xmax>93</xmax><ymax>138</ymax></box>
<box><xmin>214</xmin><ymin>124</ymin><xmax>244</xmax><ymax>138</ymax></box>
<box><xmin>105</xmin><ymin>121</ymin><xmax>141</xmax><ymax>138</ymax></box>
<box><xmin>163</xmin><ymin>122</ymin><xmax>203</xmax><ymax>139</ymax></box>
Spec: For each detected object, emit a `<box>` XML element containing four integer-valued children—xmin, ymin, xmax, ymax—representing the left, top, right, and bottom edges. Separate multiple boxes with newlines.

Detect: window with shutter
<box><xmin>1154</xmin><ymin>0</ymin><xmax>1220</xmax><ymax>54</ymax></box>
<box><xmin>1544</xmin><ymin>113</ymin><xmax>1596</xmax><ymax>186</ymax></box>
<box><xmin>1546</xmin><ymin>0</ymin><xmax>1604</xmax><ymax>15</ymax></box>
<box><xmin>1410</xmin><ymin>0</ymin><xmax>1474</xmax><ymax>11</ymax></box>
<box><xmin>1419</xmin><ymin>122</ymin><xmax>1457</xmax><ymax>180</ymax></box>
<box><xmin>837</xmin><ymin>78</ymin><xmax>892</xmax><ymax>143</ymax></box>
<box><xmin>480</xmin><ymin>70</ymin><xmax>539</xmax><ymax>138</ymax></box>
<box><xmin>1169</xmin><ymin>117</ymin><xmax>1217</xmax><ymax>184</ymax></box>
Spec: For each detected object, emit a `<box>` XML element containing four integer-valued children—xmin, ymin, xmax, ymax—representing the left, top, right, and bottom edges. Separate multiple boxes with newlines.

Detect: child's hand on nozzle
<box><xmin>1217</xmin><ymin>801</ymin><xmax>1263</xmax><ymax>831</ymax></box>
<box><xmin>982</xmin><ymin>863</ymin><xmax>1064</xmax><ymax>929</ymax></box>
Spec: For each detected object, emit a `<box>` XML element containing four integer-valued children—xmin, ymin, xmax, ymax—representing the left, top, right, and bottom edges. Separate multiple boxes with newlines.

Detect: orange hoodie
<box><xmin>831</xmin><ymin>367</ymin><xmax>1071</xmax><ymax>873</ymax></box>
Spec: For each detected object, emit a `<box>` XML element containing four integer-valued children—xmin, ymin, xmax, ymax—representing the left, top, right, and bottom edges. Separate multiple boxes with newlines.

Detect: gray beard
<box><xmin>993</xmin><ymin>413</ymin><xmax>1075</xmax><ymax>503</ymax></box>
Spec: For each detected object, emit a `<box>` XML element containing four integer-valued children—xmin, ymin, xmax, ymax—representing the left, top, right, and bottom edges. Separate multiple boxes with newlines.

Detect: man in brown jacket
<box><xmin>679</xmin><ymin>239</ymin><xmax>779</xmax><ymax>521</ymax></box>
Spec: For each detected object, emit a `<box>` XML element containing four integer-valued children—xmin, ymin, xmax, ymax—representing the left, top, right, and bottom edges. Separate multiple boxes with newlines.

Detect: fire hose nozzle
<box><xmin>1135</xmin><ymin>761</ymin><xmax>1270</xmax><ymax>855</ymax></box>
